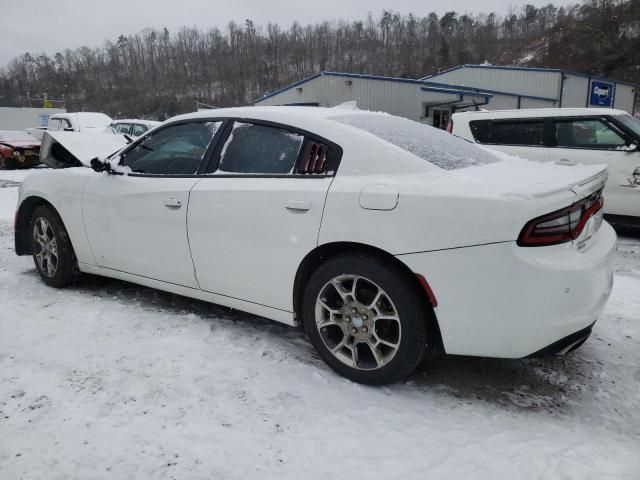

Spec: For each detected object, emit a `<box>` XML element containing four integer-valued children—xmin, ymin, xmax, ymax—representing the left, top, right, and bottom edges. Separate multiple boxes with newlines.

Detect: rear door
<box><xmin>469</xmin><ymin>118</ymin><xmax>550</xmax><ymax>162</ymax></box>
<box><xmin>82</xmin><ymin>120</ymin><xmax>223</xmax><ymax>287</ymax></box>
<box><xmin>188</xmin><ymin>120</ymin><xmax>341</xmax><ymax>312</ymax></box>
<box><xmin>548</xmin><ymin>116</ymin><xmax>640</xmax><ymax>217</ymax></box>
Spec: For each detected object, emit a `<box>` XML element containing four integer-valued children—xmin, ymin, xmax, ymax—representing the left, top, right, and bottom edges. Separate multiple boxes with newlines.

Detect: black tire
<box><xmin>303</xmin><ymin>253</ymin><xmax>428</xmax><ymax>385</ymax></box>
<box><xmin>0</xmin><ymin>156</ymin><xmax>15</xmax><ymax>169</ymax></box>
<box><xmin>30</xmin><ymin>205</ymin><xmax>80</xmax><ymax>287</ymax></box>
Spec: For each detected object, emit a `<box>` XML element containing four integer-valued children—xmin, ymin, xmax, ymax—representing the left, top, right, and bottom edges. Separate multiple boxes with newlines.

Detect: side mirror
<box><xmin>64</xmin><ymin>127</ymin><xmax>74</xmax><ymax>132</ymax></box>
<box><xmin>90</xmin><ymin>157</ymin><xmax>112</xmax><ymax>173</ymax></box>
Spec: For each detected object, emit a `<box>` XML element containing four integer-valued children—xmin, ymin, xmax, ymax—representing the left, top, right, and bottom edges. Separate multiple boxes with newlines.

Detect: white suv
<box><xmin>450</xmin><ymin>108</ymin><xmax>640</xmax><ymax>225</ymax></box>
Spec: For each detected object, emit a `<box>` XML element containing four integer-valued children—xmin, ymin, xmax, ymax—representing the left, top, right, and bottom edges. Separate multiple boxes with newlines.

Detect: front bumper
<box><xmin>398</xmin><ymin>221</ymin><xmax>617</xmax><ymax>358</ymax></box>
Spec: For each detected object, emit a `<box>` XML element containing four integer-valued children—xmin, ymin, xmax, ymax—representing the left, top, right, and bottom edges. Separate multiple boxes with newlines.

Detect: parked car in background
<box><xmin>27</xmin><ymin>112</ymin><xmax>113</xmax><ymax>140</ymax></box>
<box><xmin>15</xmin><ymin>107</ymin><xmax>616</xmax><ymax>384</ymax></box>
<box><xmin>0</xmin><ymin>130</ymin><xmax>40</xmax><ymax>169</ymax></box>
<box><xmin>107</xmin><ymin>119</ymin><xmax>161</xmax><ymax>137</ymax></box>
<box><xmin>450</xmin><ymin>108</ymin><xmax>640</xmax><ymax>225</ymax></box>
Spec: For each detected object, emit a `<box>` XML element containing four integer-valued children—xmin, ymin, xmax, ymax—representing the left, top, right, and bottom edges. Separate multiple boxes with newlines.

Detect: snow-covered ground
<box><xmin>1</xmin><ymin>169</ymin><xmax>639</xmax><ymax>479</ymax></box>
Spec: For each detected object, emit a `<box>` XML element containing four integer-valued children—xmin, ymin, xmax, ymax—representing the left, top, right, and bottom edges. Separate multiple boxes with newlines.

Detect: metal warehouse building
<box><xmin>254</xmin><ymin>64</ymin><xmax>637</xmax><ymax>129</ymax></box>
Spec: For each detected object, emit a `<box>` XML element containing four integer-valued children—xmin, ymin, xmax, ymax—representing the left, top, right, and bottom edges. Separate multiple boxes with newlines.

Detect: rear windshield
<box><xmin>332</xmin><ymin>114</ymin><xmax>498</xmax><ymax>170</ymax></box>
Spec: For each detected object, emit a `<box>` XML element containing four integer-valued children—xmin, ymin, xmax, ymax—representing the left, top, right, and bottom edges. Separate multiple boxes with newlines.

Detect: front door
<box><xmin>82</xmin><ymin>120</ymin><xmax>223</xmax><ymax>287</ymax></box>
<box><xmin>188</xmin><ymin>121</ymin><xmax>338</xmax><ymax>312</ymax></box>
<box><xmin>548</xmin><ymin>117</ymin><xmax>640</xmax><ymax>217</ymax></box>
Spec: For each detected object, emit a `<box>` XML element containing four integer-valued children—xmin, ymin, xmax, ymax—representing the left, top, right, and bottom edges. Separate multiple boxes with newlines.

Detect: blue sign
<box><xmin>590</xmin><ymin>80</ymin><xmax>613</xmax><ymax>107</ymax></box>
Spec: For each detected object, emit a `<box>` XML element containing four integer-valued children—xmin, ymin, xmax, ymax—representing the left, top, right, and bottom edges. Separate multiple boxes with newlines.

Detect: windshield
<box><xmin>615</xmin><ymin>114</ymin><xmax>640</xmax><ymax>138</ymax></box>
<box><xmin>332</xmin><ymin>113</ymin><xmax>498</xmax><ymax>170</ymax></box>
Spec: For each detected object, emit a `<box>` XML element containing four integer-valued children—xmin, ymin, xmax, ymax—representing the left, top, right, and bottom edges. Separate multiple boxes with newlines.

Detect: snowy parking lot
<box><xmin>1</xmin><ymin>170</ymin><xmax>639</xmax><ymax>479</ymax></box>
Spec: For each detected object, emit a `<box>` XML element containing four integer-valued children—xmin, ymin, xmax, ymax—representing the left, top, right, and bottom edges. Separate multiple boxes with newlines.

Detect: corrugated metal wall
<box><xmin>257</xmin><ymin>75</ymin><xmax>459</xmax><ymax>122</ymax></box>
<box><xmin>614</xmin><ymin>84</ymin><xmax>636</xmax><ymax>113</ymax></box>
<box><xmin>0</xmin><ymin>107</ymin><xmax>66</xmax><ymax>130</ymax></box>
<box><xmin>257</xmin><ymin>68</ymin><xmax>637</xmax><ymax>121</ymax></box>
<box><xmin>560</xmin><ymin>74</ymin><xmax>589</xmax><ymax>107</ymax></box>
<box><xmin>429</xmin><ymin>67</ymin><xmax>562</xmax><ymax>100</ymax></box>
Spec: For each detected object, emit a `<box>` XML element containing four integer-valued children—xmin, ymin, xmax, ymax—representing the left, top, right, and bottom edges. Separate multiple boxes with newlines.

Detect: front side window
<box><xmin>132</xmin><ymin>124</ymin><xmax>148</xmax><ymax>136</ymax></box>
<box><xmin>123</xmin><ymin>121</ymin><xmax>221</xmax><ymax>175</ymax></box>
<box><xmin>115</xmin><ymin>123</ymin><xmax>132</xmax><ymax>135</ymax></box>
<box><xmin>489</xmin><ymin>120</ymin><xmax>545</xmax><ymax>146</ymax></box>
<box><xmin>214</xmin><ymin>122</ymin><xmax>304</xmax><ymax>174</ymax></box>
<box><xmin>554</xmin><ymin>119</ymin><xmax>626</xmax><ymax>149</ymax></box>
<box><xmin>614</xmin><ymin>114</ymin><xmax>640</xmax><ymax>138</ymax></box>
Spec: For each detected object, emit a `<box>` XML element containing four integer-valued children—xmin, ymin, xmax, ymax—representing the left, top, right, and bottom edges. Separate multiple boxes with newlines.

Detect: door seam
<box><xmin>186</xmin><ymin>177</ymin><xmax>204</xmax><ymax>289</ymax></box>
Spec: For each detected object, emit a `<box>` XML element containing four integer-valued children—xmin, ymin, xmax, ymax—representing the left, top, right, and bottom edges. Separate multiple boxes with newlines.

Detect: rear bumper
<box><xmin>527</xmin><ymin>321</ymin><xmax>595</xmax><ymax>357</ymax></box>
<box><xmin>397</xmin><ymin>221</ymin><xmax>617</xmax><ymax>358</ymax></box>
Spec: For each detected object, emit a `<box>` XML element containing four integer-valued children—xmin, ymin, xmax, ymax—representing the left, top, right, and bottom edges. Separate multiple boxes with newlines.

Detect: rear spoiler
<box><xmin>39</xmin><ymin>131</ymin><xmax>127</xmax><ymax>169</ymax></box>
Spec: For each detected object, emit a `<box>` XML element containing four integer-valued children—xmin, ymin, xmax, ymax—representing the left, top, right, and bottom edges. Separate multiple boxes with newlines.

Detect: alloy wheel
<box><xmin>315</xmin><ymin>274</ymin><xmax>401</xmax><ymax>370</ymax></box>
<box><xmin>33</xmin><ymin>217</ymin><xmax>58</xmax><ymax>277</ymax></box>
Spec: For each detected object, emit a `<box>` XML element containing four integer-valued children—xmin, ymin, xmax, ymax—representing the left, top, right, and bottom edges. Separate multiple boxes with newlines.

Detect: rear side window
<box><xmin>469</xmin><ymin>119</ymin><xmax>545</xmax><ymax>146</ymax></box>
<box><xmin>215</xmin><ymin>123</ymin><xmax>304</xmax><ymax>174</ymax></box>
<box><xmin>489</xmin><ymin>121</ymin><xmax>545</xmax><ymax>146</ymax></box>
<box><xmin>554</xmin><ymin>119</ymin><xmax>626</xmax><ymax>149</ymax></box>
<box><xmin>469</xmin><ymin>120</ymin><xmax>491</xmax><ymax>143</ymax></box>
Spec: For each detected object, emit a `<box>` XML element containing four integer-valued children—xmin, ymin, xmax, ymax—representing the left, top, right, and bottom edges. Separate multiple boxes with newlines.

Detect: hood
<box><xmin>39</xmin><ymin>131</ymin><xmax>128</xmax><ymax>168</ymax></box>
<box><xmin>0</xmin><ymin>140</ymin><xmax>40</xmax><ymax>149</ymax></box>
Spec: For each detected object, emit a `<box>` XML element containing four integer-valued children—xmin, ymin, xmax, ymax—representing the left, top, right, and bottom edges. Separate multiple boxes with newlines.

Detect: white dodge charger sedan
<box><xmin>14</xmin><ymin>106</ymin><xmax>617</xmax><ymax>384</ymax></box>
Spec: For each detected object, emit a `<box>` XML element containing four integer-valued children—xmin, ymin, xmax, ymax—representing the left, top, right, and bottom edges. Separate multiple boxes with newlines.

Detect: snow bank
<box><xmin>0</xmin><ymin>208</ymin><xmax>639</xmax><ymax>477</ymax></box>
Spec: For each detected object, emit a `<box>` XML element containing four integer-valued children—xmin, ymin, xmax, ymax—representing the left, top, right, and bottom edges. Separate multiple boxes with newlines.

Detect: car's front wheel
<box><xmin>30</xmin><ymin>205</ymin><xmax>79</xmax><ymax>287</ymax></box>
<box><xmin>303</xmin><ymin>254</ymin><xmax>428</xmax><ymax>385</ymax></box>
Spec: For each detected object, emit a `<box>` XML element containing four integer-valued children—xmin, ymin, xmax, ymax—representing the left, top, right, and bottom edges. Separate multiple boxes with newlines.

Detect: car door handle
<box><xmin>556</xmin><ymin>158</ymin><xmax>576</xmax><ymax>166</ymax></box>
<box><xmin>164</xmin><ymin>197</ymin><xmax>182</xmax><ymax>208</ymax></box>
<box><xmin>284</xmin><ymin>200</ymin><xmax>311</xmax><ymax>212</ymax></box>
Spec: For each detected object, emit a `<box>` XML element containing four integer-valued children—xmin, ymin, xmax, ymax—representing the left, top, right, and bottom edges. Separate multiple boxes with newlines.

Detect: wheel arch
<box><xmin>15</xmin><ymin>196</ymin><xmax>58</xmax><ymax>255</ymax></box>
<box><xmin>293</xmin><ymin>241</ymin><xmax>443</xmax><ymax>352</ymax></box>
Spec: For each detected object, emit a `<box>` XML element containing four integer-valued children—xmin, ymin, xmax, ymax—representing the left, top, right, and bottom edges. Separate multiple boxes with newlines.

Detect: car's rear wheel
<box><xmin>31</xmin><ymin>206</ymin><xmax>79</xmax><ymax>287</ymax></box>
<box><xmin>303</xmin><ymin>254</ymin><xmax>428</xmax><ymax>385</ymax></box>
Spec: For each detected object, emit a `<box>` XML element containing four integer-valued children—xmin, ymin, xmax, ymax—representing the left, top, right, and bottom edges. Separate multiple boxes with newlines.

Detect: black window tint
<box><xmin>469</xmin><ymin>120</ymin><xmax>491</xmax><ymax>143</ymax></box>
<box><xmin>490</xmin><ymin>121</ymin><xmax>545</xmax><ymax>146</ymax></box>
<box><xmin>216</xmin><ymin>123</ymin><xmax>304</xmax><ymax>174</ymax></box>
<box><xmin>554</xmin><ymin>119</ymin><xmax>626</xmax><ymax>149</ymax></box>
<box><xmin>124</xmin><ymin>121</ymin><xmax>221</xmax><ymax>175</ymax></box>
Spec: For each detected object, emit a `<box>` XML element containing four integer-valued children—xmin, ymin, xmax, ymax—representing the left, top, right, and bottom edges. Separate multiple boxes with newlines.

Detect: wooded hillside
<box><xmin>0</xmin><ymin>0</ymin><xmax>638</xmax><ymax>119</ymax></box>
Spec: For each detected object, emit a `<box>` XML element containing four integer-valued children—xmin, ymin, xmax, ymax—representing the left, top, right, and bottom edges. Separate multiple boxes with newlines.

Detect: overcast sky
<box><xmin>0</xmin><ymin>0</ymin><xmax>576</xmax><ymax>67</ymax></box>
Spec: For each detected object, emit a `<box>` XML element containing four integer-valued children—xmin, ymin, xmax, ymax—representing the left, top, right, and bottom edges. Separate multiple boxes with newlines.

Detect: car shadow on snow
<box><xmin>24</xmin><ymin>269</ymin><xmax>604</xmax><ymax>416</ymax></box>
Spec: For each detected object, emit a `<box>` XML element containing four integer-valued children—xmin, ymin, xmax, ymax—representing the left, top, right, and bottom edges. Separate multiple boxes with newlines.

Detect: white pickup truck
<box><xmin>27</xmin><ymin>112</ymin><xmax>113</xmax><ymax>140</ymax></box>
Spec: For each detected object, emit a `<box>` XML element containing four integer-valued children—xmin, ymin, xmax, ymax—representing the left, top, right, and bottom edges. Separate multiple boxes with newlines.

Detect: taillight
<box><xmin>517</xmin><ymin>190</ymin><xmax>604</xmax><ymax>247</ymax></box>
<box><xmin>446</xmin><ymin>120</ymin><xmax>453</xmax><ymax>133</ymax></box>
